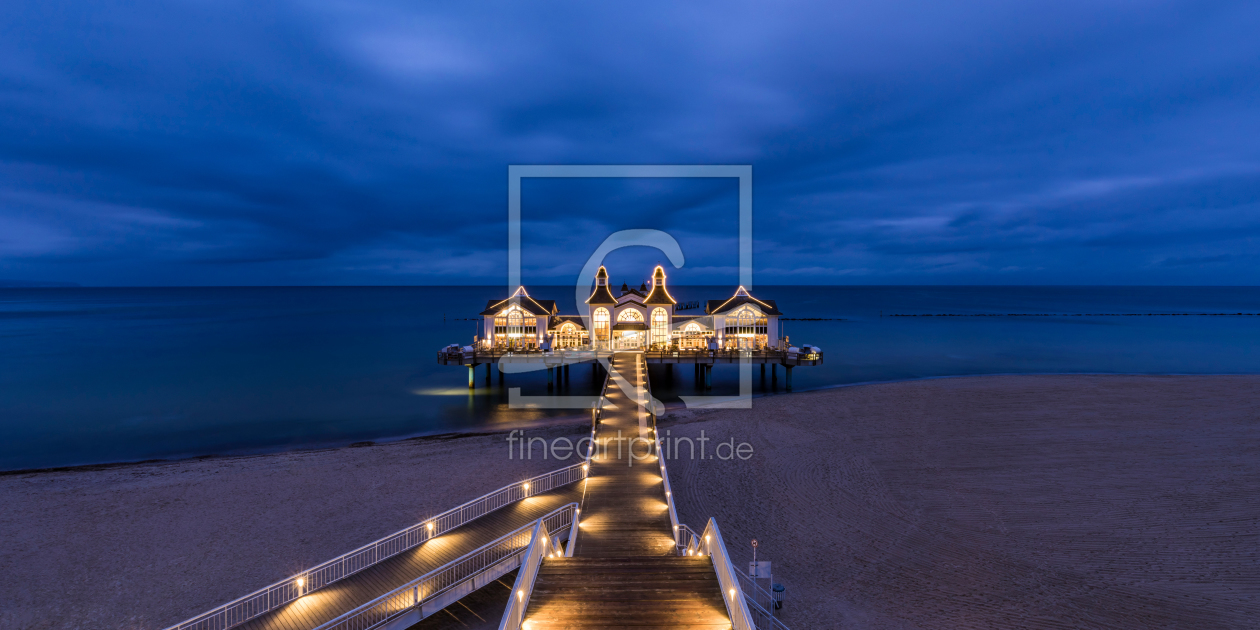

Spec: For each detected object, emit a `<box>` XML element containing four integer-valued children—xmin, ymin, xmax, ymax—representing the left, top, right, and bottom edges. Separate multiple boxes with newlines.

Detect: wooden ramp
<box><xmin>235</xmin><ymin>484</ymin><xmax>584</xmax><ymax>630</ymax></box>
<box><xmin>525</xmin><ymin>352</ymin><xmax>732</xmax><ymax>630</ymax></box>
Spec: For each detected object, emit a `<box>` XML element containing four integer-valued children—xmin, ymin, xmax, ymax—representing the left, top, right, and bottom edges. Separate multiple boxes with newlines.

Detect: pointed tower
<box><xmin>586</xmin><ymin>266</ymin><xmax>617</xmax><ymax>306</ymax></box>
<box><xmin>643</xmin><ymin>265</ymin><xmax>676</xmax><ymax>307</ymax></box>
<box><xmin>643</xmin><ymin>265</ymin><xmax>676</xmax><ymax>348</ymax></box>
<box><xmin>585</xmin><ymin>266</ymin><xmax>617</xmax><ymax>345</ymax></box>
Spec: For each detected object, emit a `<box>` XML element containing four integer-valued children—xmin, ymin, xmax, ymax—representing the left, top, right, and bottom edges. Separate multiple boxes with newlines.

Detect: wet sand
<box><xmin>3</xmin><ymin>375</ymin><xmax>1259</xmax><ymax>629</ymax></box>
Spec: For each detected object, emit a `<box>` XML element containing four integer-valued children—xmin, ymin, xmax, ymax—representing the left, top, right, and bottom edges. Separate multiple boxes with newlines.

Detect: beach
<box><xmin>3</xmin><ymin>375</ymin><xmax>1259</xmax><ymax>629</ymax></box>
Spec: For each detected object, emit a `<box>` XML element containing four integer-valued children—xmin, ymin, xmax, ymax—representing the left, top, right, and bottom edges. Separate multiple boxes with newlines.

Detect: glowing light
<box><xmin>517</xmin><ymin>589</ymin><xmax>524</xmax><ymax>600</ymax></box>
<box><xmin>427</xmin><ymin>522</ymin><xmax>434</xmax><ymax>531</ymax></box>
<box><xmin>729</xmin><ymin>588</ymin><xmax>736</xmax><ymax>599</ymax></box>
<box><xmin>523</xmin><ymin>482</ymin><xmax>530</xmax><ymax>491</ymax></box>
<box><xmin>296</xmin><ymin>577</ymin><xmax>304</xmax><ymax>588</ymax></box>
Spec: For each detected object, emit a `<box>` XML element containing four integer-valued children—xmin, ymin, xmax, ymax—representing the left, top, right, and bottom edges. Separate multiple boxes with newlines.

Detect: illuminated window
<box><xmin>593</xmin><ymin>308</ymin><xmax>610</xmax><ymax>341</ymax></box>
<box><xmin>494</xmin><ymin>305</ymin><xmax>536</xmax><ymax>340</ymax></box>
<box><xmin>724</xmin><ymin>306</ymin><xmax>768</xmax><ymax>348</ymax></box>
<box><xmin>617</xmin><ymin>308</ymin><xmax>643</xmax><ymax>322</ymax></box>
<box><xmin>651</xmin><ymin>308</ymin><xmax>668</xmax><ymax>346</ymax></box>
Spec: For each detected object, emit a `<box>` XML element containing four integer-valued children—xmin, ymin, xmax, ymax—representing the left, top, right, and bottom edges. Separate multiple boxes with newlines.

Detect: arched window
<box><xmin>724</xmin><ymin>306</ymin><xmax>768</xmax><ymax>348</ymax></box>
<box><xmin>679</xmin><ymin>321</ymin><xmax>707</xmax><ymax>349</ymax></box>
<box><xmin>556</xmin><ymin>321</ymin><xmax>582</xmax><ymax>348</ymax></box>
<box><xmin>593</xmin><ymin>308</ymin><xmax>610</xmax><ymax>341</ymax></box>
<box><xmin>494</xmin><ymin>305</ymin><xmax>536</xmax><ymax>342</ymax></box>
<box><xmin>651</xmin><ymin>308</ymin><xmax>668</xmax><ymax>347</ymax></box>
<box><xmin>617</xmin><ymin>308</ymin><xmax>643</xmax><ymax>322</ymax></box>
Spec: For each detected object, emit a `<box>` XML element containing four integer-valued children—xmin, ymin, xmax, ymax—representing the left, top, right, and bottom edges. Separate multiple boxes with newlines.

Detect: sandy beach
<box><xmin>3</xmin><ymin>375</ymin><xmax>1259</xmax><ymax>629</ymax></box>
<box><xmin>669</xmin><ymin>375</ymin><xmax>1260</xmax><ymax>629</ymax></box>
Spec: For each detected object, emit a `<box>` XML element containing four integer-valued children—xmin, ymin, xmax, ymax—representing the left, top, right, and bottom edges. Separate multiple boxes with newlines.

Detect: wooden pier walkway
<box><xmin>524</xmin><ymin>352</ymin><xmax>731</xmax><ymax>630</ymax></box>
<box><xmin>235</xmin><ymin>484</ymin><xmax>584</xmax><ymax>630</ymax></box>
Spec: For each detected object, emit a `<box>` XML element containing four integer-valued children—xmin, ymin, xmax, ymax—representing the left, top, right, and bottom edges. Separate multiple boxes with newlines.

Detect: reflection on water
<box><xmin>2</xmin><ymin>286</ymin><xmax>1259</xmax><ymax>470</ymax></box>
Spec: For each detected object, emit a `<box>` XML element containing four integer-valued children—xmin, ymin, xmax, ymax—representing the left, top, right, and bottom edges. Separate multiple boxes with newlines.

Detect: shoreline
<box><xmin>8</xmin><ymin>370</ymin><xmax>1260</xmax><ymax>475</ymax></box>
<box><xmin>4</xmin><ymin>374</ymin><xmax>1259</xmax><ymax>629</ymax></box>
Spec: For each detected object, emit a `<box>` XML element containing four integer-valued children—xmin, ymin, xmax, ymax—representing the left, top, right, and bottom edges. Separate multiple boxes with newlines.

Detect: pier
<box><xmin>440</xmin><ymin>266</ymin><xmax>823</xmax><ymax>391</ymax></box>
<box><xmin>437</xmin><ymin>347</ymin><xmax>822</xmax><ymax>392</ymax></box>
<box><xmin>524</xmin><ymin>351</ymin><xmax>730</xmax><ymax>629</ymax></box>
<box><xmin>165</xmin><ymin>350</ymin><xmax>788</xmax><ymax>630</ymax></box>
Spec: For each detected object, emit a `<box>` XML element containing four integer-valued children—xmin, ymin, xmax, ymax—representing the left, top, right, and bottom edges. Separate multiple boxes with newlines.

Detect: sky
<box><xmin>1</xmin><ymin>0</ymin><xmax>1258</xmax><ymax>286</ymax></box>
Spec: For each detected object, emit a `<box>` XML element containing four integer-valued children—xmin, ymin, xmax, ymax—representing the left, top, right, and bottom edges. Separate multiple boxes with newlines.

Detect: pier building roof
<box><xmin>643</xmin><ymin>265</ymin><xmax>677</xmax><ymax>305</ymax></box>
<box><xmin>480</xmin><ymin>286</ymin><xmax>557</xmax><ymax>316</ymax></box>
<box><xmin>705</xmin><ymin>286</ymin><xmax>782</xmax><ymax>316</ymax></box>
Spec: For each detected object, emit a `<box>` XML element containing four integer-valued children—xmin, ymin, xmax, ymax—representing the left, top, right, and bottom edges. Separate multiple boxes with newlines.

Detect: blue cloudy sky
<box><xmin>1</xmin><ymin>0</ymin><xmax>1258</xmax><ymax>286</ymax></box>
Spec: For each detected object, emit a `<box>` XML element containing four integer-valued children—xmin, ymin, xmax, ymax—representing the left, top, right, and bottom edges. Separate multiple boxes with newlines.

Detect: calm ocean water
<box><xmin>2</xmin><ymin>286</ymin><xmax>1259</xmax><ymax>471</ymax></box>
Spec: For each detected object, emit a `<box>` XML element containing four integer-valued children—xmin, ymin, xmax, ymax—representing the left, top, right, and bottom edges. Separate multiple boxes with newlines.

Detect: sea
<box><xmin>2</xmin><ymin>286</ymin><xmax>1259</xmax><ymax>471</ymax></box>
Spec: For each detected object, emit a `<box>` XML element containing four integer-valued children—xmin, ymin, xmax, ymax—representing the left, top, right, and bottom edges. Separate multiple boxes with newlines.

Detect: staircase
<box><xmin>526</xmin><ymin>556</ymin><xmax>731</xmax><ymax>630</ymax></box>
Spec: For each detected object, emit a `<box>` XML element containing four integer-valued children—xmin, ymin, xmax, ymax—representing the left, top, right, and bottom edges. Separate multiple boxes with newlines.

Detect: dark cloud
<box><xmin>0</xmin><ymin>0</ymin><xmax>1257</xmax><ymax>285</ymax></box>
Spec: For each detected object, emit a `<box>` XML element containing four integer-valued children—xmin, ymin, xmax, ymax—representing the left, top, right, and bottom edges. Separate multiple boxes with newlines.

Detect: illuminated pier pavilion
<box><xmin>438</xmin><ymin>264</ymin><xmax>822</xmax><ymax>390</ymax></box>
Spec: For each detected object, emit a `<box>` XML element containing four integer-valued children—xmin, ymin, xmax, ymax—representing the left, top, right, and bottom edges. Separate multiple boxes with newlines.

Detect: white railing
<box><xmin>742</xmin><ymin>591</ymin><xmax>792</xmax><ymax>630</ymax></box>
<box><xmin>656</xmin><ymin>431</ymin><xmax>686</xmax><ymax>553</ymax></box>
<box><xmin>683</xmin><ymin>518</ymin><xmax>756</xmax><ymax>630</ymax></box>
<box><xmin>736</xmin><ymin>569</ymin><xmax>792</xmax><ymax>629</ymax></box>
<box><xmin>677</xmin><ymin>523</ymin><xmax>702</xmax><ymax>557</ymax></box>
<box><xmin>497</xmin><ymin>518</ymin><xmax>558</xmax><ymax>630</ymax></box>
<box><xmin>165</xmin><ymin>463</ymin><xmax>588</xmax><ymax>630</ymax></box>
<box><xmin>315</xmin><ymin>504</ymin><xmax>577</xmax><ymax>630</ymax></box>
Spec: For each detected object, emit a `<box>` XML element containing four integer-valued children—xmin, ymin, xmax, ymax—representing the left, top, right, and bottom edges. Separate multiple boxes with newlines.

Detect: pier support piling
<box><xmin>786</xmin><ymin>366</ymin><xmax>793</xmax><ymax>391</ymax></box>
<box><xmin>547</xmin><ymin>367</ymin><xmax>554</xmax><ymax>391</ymax></box>
<box><xmin>468</xmin><ymin>365</ymin><xmax>475</xmax><ymax>389</ymax></box>
<box><xmin>704</xmin><ymin>365</ymin><xmax>712</xmax><ymax>390</ymax></box>
<box><xmin>485</xmin><ymin>362</ymin><xmax>491</xmax><ymax>384</ymax></box>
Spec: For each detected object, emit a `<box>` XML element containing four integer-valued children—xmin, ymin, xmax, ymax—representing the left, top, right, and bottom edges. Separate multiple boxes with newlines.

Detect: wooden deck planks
<box><xmin>525</xmin><ymin>353</ymin><xmax>732</xmax><ymax>630</ymax></box>
<box><xmin>234</xmin><ymin>483</ymin><xmax>584</xmax><ymax>630</ymax></box>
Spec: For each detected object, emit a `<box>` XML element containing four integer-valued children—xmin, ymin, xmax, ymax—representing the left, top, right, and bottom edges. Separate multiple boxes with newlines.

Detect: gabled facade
<box><xmin>705</xmin><ymin>286</ymin><xmax>781</xmax><ymax>350</ymax></box>
<box><xmin>480</xmin><ymin>286</ymin><xmax>557</xmax><ymax>349</ymax></box>
<box><xmin>549</xmin><ymin>316</ymin><xmax>589</xmax><ymax>348</ymax></box>
<box><xmin>478</xmin><ymin>270</ymin><xmax>783</xmax><ymax>351</ymax></box>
